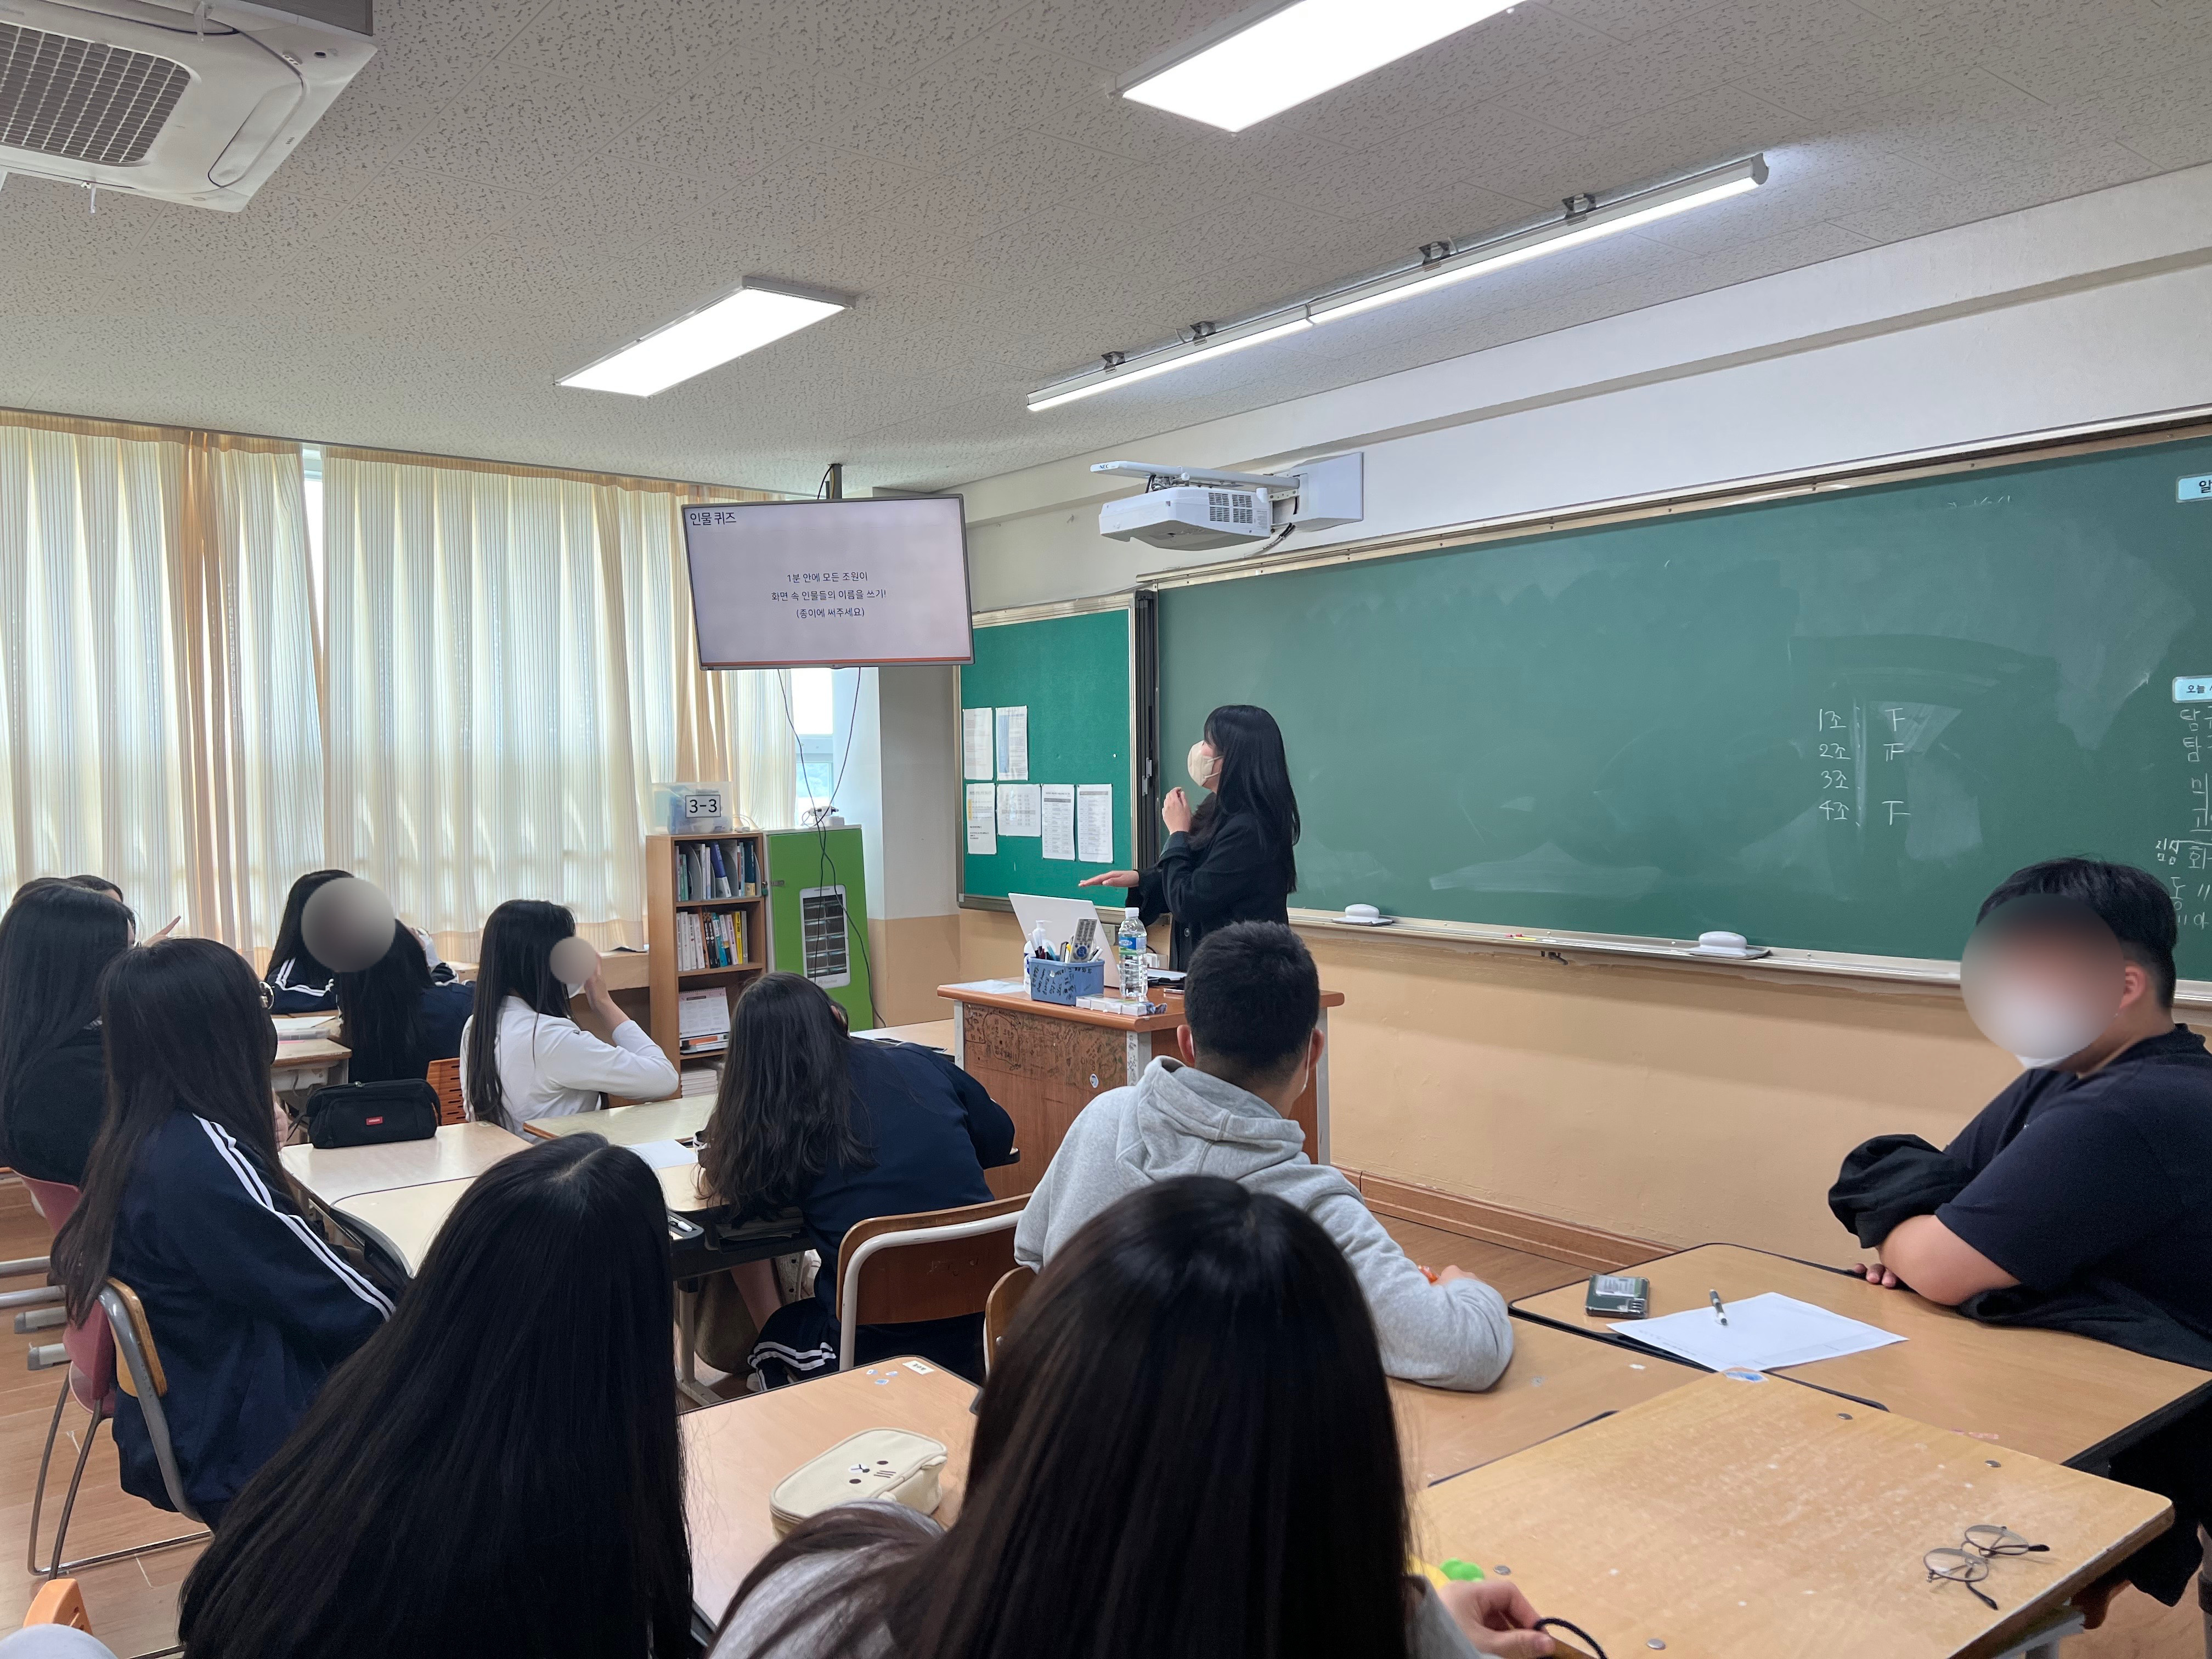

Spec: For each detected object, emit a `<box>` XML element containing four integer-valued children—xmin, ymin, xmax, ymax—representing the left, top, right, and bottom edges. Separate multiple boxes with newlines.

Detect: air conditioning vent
<box><xmin>0</xmin><ymin>3</ymin><xmax>375</xmax><ymax>212</ymax></box>
<box><xmin>800</xmin><ymin>885</ymin><xmax>851</xmax><ymax>990</ymax></box>
<box><xmin>0</xmin><ymin>23</ymin><xmax>191</xmax><ymax>166</ymax></box>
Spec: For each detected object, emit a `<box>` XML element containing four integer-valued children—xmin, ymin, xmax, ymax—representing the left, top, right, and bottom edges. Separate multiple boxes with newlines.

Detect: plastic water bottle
<box><xmin>1118</xmin><ymin>907</ymin><xmax>1148</xmax><ymax>998</ymax></box>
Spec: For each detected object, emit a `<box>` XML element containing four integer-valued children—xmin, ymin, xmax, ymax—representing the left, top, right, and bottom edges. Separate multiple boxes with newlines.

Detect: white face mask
<box><xmin>1963</xmin><ymin>983</ymin><xmax>2114</xmax><ymax>1068</ymax></box>
<box><xmin>1187</xmin><ymin>742</ymin><xmax>1219</xmax><ymax>791</ymax></box>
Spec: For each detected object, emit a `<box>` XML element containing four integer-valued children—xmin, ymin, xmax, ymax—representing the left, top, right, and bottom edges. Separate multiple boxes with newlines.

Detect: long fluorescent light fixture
<box><xmin>1028</xmin><ymin>155</ymin><xmax>1767</xmax><ymax>414</ymax></box>
<box><xmin>1121</xmin><ymin>0</ymin><xmax>1519</xmax><ymax>132</ymax></box>
<box><xmin>558</xmin><ymin>278</ymin><xmax>851</xmax><ymax>397</ymax></box>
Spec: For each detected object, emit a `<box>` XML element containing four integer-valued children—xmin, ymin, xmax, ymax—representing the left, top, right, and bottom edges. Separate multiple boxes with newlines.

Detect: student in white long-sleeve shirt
<box><xmin>460</xmin><ymin>900</ymin><xmax>676</xmax><ymax>1128</ymax></box>
<box><xmin>1014</xmin><ymin>920</ymin><xmax>1513</xmax><ymax>1391</ymax></box>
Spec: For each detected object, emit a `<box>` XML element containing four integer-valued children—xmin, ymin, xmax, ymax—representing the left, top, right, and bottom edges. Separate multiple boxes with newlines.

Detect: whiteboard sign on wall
<box><xmin>682</xmin><ymin>498</ymin><xmax>975</xmax><ymax>668</ymax></box>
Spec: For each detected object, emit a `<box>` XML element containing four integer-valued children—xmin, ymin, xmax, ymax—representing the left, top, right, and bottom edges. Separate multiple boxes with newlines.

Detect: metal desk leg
<box><xmin>675</xmin><ymin>1280</ymin><xmax>719</xmax><ymax>1410</ymax></box>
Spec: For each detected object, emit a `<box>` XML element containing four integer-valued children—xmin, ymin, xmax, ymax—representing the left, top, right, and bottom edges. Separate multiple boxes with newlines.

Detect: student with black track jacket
<box><xmin>0</xmin><ymin>882</ymin><xmax>133</xmax><ymax>1186</ymax></box>
<box><xmin>54</xmin><ymin>939</ymin><xmax>390</xmax><ymax>1525</ymax></box>
<box><xmin>701</xmin><ymin>973</ymin><xmax>1014</xmax><ymax>1384</ymax></box>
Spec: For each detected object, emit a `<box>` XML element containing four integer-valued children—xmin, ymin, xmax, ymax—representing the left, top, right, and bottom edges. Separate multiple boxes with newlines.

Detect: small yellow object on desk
<box><xmin>1411</xmin><ymin>1556</ymin><xmax>1485</xmax><ymax>1587</ymax></box>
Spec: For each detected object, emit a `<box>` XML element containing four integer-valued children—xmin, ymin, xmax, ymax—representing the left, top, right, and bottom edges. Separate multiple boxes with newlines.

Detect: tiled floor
<box><xmin>0</xmin><ymin>1178</ymin><xmax>2198</xmax><ymax>1655</ymax></box>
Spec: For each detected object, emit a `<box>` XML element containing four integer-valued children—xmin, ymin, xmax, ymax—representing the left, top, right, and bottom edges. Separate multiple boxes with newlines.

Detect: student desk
<box><xmin>270</xmin><ymin>1036</ymin><xmax>348</xmax><ymax>1100</ymax></box>
<box><xmin>332</xmin><ymin>1177</ymin><xmax>473</xmax><ymax>1276</ymax></box>
<box><xmin>684</xmin><ymin>1357</ymin><xmax>975</xmax><ymax>1643</ymax></box>
<box><xmin>1416</xmin><ymin>1370</ymin><xmax>2169</xmax><ymax>1659</ymax></box>
<box><xmin>1513</xmin><ymin>1244</ymin><xmax>2212</xmax><ymax>1470</ymax></box>
<box><xmin>280</xmin><ymin>1122</ymin><xmax>529</xmax><ymax>1204</ymax></box>
<box><xmin>854</xmin><ymin>1019</ymin><xmax>956</xmax><ymax>1049</ymax></box>
<box><xmin>937</xmin><ymin>981</ymin><xmax>1345</xmax><ymax>1197</ymax></box>
<box><xmin>524</xmin><ymin>1099</ymin><xmax>715</xmax><ymax>1211</ymax></box>
<box><xmin>1391</xmin><ymin>1322</ymin><xmax>1699</xmax><ymax>1486</ymax></box>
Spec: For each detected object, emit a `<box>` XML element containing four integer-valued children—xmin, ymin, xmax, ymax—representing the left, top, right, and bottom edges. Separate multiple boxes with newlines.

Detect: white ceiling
<box><xmin>0</xmin><ymin>0</ymin><xmax>2205</xmax><ymax>496</ymax></box>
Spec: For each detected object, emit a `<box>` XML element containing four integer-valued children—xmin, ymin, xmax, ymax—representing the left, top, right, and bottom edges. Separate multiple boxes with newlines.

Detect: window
<box><xmin>792</xmin><ymin>665</ymin><xmax>835</xmax><ymax>823</ymax></box>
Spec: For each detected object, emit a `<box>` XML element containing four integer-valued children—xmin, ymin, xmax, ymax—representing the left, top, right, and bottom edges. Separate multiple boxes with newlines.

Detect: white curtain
<box><xmin>0</xmin><ymin>417</ymin><xmax>320</xmax><ymax>951</ymax></box>
<box><xmin>322</xmin><ymin>453</ymin><xmax>793</xmax><ymax>958</ymax></box>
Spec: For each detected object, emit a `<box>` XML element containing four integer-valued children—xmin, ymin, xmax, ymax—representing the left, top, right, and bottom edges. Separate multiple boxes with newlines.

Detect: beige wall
<box><xmin>955</xmin><ymin>907</ymin><xmax>2021</xmax><ymax>1266</ymax></box>
<box><xmin>867</xmin><ymin>912</ymin><xmax>964</xmax><ymax>1026</ymax></box>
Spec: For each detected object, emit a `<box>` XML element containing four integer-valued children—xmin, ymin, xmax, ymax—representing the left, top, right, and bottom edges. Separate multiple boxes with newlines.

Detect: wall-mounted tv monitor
<box><xmin>681</xmin><ymin>496</ymin><xmax>974</xmax><ymax>669</ymax></box>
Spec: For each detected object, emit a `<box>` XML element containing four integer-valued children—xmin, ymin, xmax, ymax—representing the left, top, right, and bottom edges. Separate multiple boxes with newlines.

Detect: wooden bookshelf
<box><xmin>645</xmin><ymin>830</ymin><xmax>769</xmax><ymax>1071</ymax></box>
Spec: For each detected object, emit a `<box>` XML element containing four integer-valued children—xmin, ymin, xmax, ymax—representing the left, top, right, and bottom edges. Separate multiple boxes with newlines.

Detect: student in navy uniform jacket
<box><xmin>700</xmin><ymin>973</ymin><xmax>1014</xmax><ymax>1384</ymax></box>
<box><xmin>54</xmin><ymin>939</ymin><xmax>390</xmax><ymax>1526</ymax></box>
<box><xmin>0</xmin><ymin>882</ymin><xmax>133</xmax><ymax>1186</ymax></box>
<box><xmin>335</xmin><ymin>920</ymin><xmax>474</xmax><ymax>1084</ymax></box>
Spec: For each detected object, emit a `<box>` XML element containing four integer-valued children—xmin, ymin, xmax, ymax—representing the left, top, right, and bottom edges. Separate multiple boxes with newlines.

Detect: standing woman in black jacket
<box><xmin>1083</xmin><ymin>703</ymin><xmax>1300</xmax><ymax>970</ymax></box>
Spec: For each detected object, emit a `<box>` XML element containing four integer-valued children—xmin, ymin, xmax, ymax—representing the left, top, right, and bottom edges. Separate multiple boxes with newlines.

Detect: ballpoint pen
<box><xmin>1709</xmin><ymin>1289</ymin><xmax>1728</xmax><ymax>1325</ymax></box>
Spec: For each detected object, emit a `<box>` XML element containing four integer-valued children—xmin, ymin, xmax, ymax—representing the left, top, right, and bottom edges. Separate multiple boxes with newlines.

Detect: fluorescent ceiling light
<box><xmin>1028</xmin><ymin>314</ymin><xmax>1314</xmax><ymax>412</ymax></box>
<box><xmin>1310</xmin><ymin>161</ymin><xmax>1766</xmax><ymax>324</ymax></box>
<box><xmin>1028</xmin><ymin>156</ymin><xmax>1766</xmax><ymax>414</ymax></box>
<box><xmin>559</xmin><ymin>279</ymin><xmax>850</xmax><ymax>397</ymax></box>
<box><xmin>1121</xmin><ymin>0</ymin><xmax>1519</xmax><ymax>133</ymax></box>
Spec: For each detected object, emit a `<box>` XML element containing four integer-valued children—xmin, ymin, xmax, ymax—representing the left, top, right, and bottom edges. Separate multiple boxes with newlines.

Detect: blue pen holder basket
<box><xmin>1025</xmin><ymin>955</ymin><xmax>1106</xmax><ymax>1006</ymax></box>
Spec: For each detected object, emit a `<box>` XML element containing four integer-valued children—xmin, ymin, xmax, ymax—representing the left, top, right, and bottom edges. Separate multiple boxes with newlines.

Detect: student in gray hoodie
<box><xmin>1014</xmin><ymin>921</ymin><xmax>1513</xmax><ymax>1391</ymax></box>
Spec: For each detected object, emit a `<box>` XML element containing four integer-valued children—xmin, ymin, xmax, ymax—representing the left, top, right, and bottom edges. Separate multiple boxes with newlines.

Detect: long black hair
<box><xmin>718</xmin><ymin>1175</ymin><xmax>1411</xmax><ymax>1659</ymax></box>
<box><xmin>0</xmin><ymin>883</ymin><xmax>134</xmax><ymax>1161</ymax></box>
<box><xmin>264</xmin><ymin>868</ymin><xmax>348</xmax><ymax>984</ymax></box>
<box><xmin>1193</xmin><ymin>704</ymin><xmax>1300</xmax><ymax>893</ymax></box>
<box><xmin>335</xmin><ymin>921</ymin><xmax>432</xmax><ymax>1080</ymax></box>
<box><xmin>53</xmin><ymin>939</ymin><xmax>281</xmax><ymax>1325</ymax></box>
<box><xmin>177</xmin><ymin>1133</ymin><xmax>691</xmax><ymax>1659</ymax></box>
<box><xmin>462</xmin><ymin>899</ymin><xmax>576</xmax><ymax>1131</ymax></box>
<box><xmin>702</xmin><ymin>971</ymin><xmax>871</xmax><ymax>1214</ymax></box>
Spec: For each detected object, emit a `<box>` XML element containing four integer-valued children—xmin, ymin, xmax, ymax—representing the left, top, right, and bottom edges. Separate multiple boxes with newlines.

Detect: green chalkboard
<box><xmin>1160</xmin><ymin>431</ymin><xmax>2212</xmax><ymax>974</ymax></box>
<box><xmin>959</xmin><ymin>604</ymin><xmax>1136</xmax><ymax>905</ymax></box>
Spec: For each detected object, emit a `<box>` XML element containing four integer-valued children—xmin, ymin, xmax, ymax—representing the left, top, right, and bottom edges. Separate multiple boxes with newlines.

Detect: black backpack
<box><xmin>302</xmin><ymin>1079</ymin><xmax>440</xmax><ymax>1148</ymax></box>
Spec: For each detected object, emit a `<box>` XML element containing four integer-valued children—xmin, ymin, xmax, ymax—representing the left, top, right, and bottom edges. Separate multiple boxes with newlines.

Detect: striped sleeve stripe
<box><xmin>194</xmin><ymin>1117</ymin><xmax>394</xmax><ymax>1317</ymax></box>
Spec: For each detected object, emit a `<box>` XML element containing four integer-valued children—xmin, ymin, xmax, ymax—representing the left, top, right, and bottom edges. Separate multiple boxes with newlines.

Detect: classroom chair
<box><xmin>834</xmin><ymin>1196</ymin><xmax>1026</xmax><ymax>1373</ymax></box>
<box><xmin>426</xmin><ymin>1057</ymin><xmax>466</xmax><ymax>1126</ymax></box>
<box><xmin>25</xmin><ymin>1250</ymin><xmax>207</xmax><ymax>1579</ymax></box>
<box><xmin>13</xmin><ymin>1578</ymin><xmax>127</xmax><ymax>1659</ymax></box>
<box><xmin>4</xmin><ymin>1178</ymin><xmax>65</xmax><ymax>1336</ymax></box>
<box><xmin>982</xmin><ymin>1266</ymin><xmax>1034</xmax><ymax>1376</ymax></box>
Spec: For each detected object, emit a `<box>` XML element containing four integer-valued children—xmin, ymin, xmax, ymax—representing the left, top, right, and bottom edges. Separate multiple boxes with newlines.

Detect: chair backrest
<box><xmin>99</xmin><ymin>1280</ymin><xmax>201</xmax><ymax>1523</ymax></box>
<box><xmin>20</xmin><ymin>1181</ymin><xmax>112</xmax><ymax>1411</ymax></box>
<box><xmin>426</xmin><ymin>1057</ymin><xmax>465</xmax><ymax>1126</ymax></box>
<box><xmin>22</xmin><ymin>1577</ymin><xmax>89</xmax><ymax>1630</ymax></box>
<box><xmin>835</xmin><ymin>1195</ymin><xmax>1026</xmax><ymax>1371</ymax></box>
<box><xmin>982</xmin><ymin>1266</ymin><xmax>1036</xmax><ymax>1376</ymax></box>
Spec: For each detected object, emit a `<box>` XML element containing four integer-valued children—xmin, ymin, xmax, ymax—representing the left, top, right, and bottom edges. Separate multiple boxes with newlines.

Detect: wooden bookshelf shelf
<box><xmin>646</xmin><ymin>829</ymin><xmax>770</xmax><ymax>1069</ymax></box>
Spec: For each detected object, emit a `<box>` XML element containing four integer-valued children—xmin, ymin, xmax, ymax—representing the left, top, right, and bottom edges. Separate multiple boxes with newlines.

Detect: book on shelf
<box><xmin>677</xmin><ymin>988</ymin><xmax>730</xmax><ymax>1056</ymax></box>
<box><xmin>674</xmin><ymin>906</ymin><xmax>748</xmax><ymax>971</ymax></box>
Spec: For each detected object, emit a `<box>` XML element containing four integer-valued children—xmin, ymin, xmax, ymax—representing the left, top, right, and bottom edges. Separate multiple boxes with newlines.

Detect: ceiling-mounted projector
<box><xmin>1094</xmin><ymin>453</ymin><xmax>1363</xmax><ymax>552</ymax></box>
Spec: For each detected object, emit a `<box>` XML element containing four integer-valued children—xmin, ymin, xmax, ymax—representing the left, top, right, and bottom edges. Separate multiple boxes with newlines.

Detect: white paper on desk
<box><xmin>1040</xmin><ymin>784</ymin><xmax>1076</xmax><ymax>860</ymax></box>
<box><xmin>997</xmin><ymin>782</ymin><xmax>1042</xmax><ymax>837</ymax></box>
<box><xmin>994</xmin><ymin>706</ymin><xmax>1029</xmax><ymax>781</ymax></box>
<box><xmin>624</xmin><ymin>1139</ymin><xmax>698</xmax><ymax>1171</ymax></box>
<box><xmin>949</xmin><ymin>978</ymin><xmax>1030</xmax><ymax>995</ymax></box>
<box><xmin>964</xmin><ymin>783</ymin><xmax>997</xmax><ymax>855</ymax></box>
<box><xmin>1610</xmin><ymin>1293</ymin><xmax>1905</xmax><ymax>1372</ymax></box>
<box><xmin>1076</xmin><ymin>784</ymin><xmax>1114</xmax><ymax>864</ymax></box>
<box><xmin>272</xmin><ymin>1013</ymin><xmax>340</xmax><ymax>1040</ymax></box>
<box><xmin>961</xmin><ymin>708</ymin><xmax>994</xmax><ymax>781</ymax></box>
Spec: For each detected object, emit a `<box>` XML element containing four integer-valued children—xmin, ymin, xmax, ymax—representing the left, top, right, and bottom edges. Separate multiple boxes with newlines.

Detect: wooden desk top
<box><xmin>1418</xmin><ymin>1370</ymin><xmax>2169</xmax><ymax>1659</ymax></box>
<box><xmin>685</xmin><ymin>1358</ymin><xmax>977</xmax><ymax>1628</ymax></box>
<box><xmin>335</xmin><ymin>1177</ymin><xmax>473</xmax><ymax>1275</ymax></box>
<box><xmin>854</xmin><ymin>1019</ymin><xmax>956</xmax><ymax>1049</ymax></box>
<box><xmin>523</xmin><ymin>1098</ymin><xmax>712</xmax><ymax>1145</ymax></box>
<box><xmin>1514</xmin><ymin>1244</ymin><xmax>2212</xmax><ymax>1469</ymax></box>
<box><xmin>1392</xmin><ymin>1322</ymin><xmax>1698</xmax><ymax>1486</ymax></box>
<box><xmin>273</xmin><ymin>1037</ymin><xmax>349</xmax><ymax>1069</ymax></box>
<box><xmin>939</xmin><ymin>981</ymin><xmax>1344</xmax><ymax>1034</ymax></box>
<box><xmin>281</xmin><ymin>1122</ymin><xmax>529</xmax><ymax>1204</ymax></box>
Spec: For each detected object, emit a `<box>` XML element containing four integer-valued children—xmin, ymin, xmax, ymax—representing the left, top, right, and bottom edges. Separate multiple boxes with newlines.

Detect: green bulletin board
<box><xmin>958</xmin><ymin>603</ymin><xmax>1136</xmax><ymax>906</ymax></box>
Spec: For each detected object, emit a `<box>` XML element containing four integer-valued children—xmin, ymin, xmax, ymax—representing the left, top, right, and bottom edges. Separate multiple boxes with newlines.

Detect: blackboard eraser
<box><xmin>1694</xmin><ymin>930</ymin><xmax>1758</xmax><ymax>957</ymax></box>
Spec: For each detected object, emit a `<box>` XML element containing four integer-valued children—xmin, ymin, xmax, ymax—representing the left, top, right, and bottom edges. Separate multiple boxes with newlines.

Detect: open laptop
<box><xmin>1010</xmin><ymin>892</ymin><xmax>1124</xmax><ymax>969</ymax></box>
